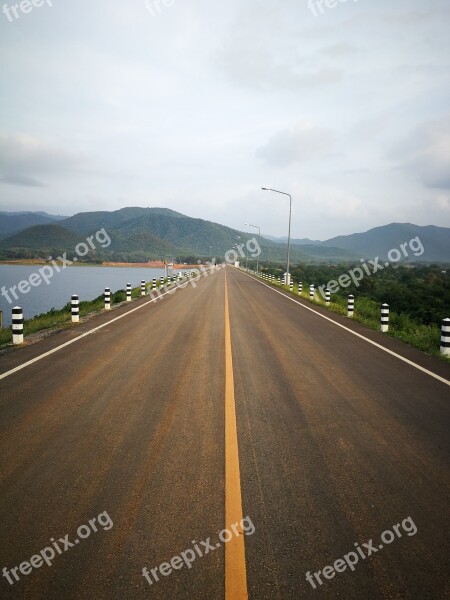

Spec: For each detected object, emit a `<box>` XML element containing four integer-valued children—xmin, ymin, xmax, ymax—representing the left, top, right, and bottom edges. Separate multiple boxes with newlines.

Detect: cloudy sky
<box><xmin>0</xmin><ymin>0</ymin><xmax>449</xmax><ymax>239</ymax></box>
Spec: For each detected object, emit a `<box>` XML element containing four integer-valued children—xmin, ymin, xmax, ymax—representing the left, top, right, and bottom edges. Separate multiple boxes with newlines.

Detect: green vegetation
<box><xmin>251</xmin><ymin>263</ymin><xmax>449</xmax><ymax>359</ymax></box>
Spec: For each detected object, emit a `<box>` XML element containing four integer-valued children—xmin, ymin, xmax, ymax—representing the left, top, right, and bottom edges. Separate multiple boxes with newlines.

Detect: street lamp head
<box><xmin>261</xmin><ymin>187</ymin><xmax>269</xmax><ymax>190</ymax></box>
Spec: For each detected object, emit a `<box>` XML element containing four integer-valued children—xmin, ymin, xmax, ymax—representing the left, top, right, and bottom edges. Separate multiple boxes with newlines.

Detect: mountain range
<box><xmin>0</xmin><ymin>208</ymin><xmax>449</xmax><ymax>264</ymax></box>
<box><xmin>264</xmin><ymin>223</ymin><xmax>450</xmax><ymax>263</ymax></box>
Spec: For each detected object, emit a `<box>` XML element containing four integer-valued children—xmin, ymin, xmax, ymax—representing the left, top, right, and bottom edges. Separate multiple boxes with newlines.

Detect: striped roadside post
<box><xmin>126</xmin><ymin>283</ymin><xmax>132</xmax><ymax>302</ymax></box>
<box><xmin>298</xmin><ymin>282</ymin><xmax>302</xmax><ymax>295</ymax></box>
<box><xmin>71</xmin><ymin>294</ymin><xmax>80</xmax><ymax>322</ymax></box>
<box><xmin>104</xmin><ymin>287</ymin><xmax>111</xmax><ymax>310</ymax></box>
<box><xmin>440</xmin><ymin>318</ymin><xmax>450</xmax><ymax>356</ymax></box>
<box><xmin>160</xmin><ymin>276</ymin><xmax>164</xmax><ymax>287</ymax></box>
<box><xmin>278</xmin><ymin>276</ymin><xmax>281</xmax><ymax>284</ymax></box>
<box><xmin>325</xmin><ymin>288</ymin><xmax>331</xmax><ymax>306</ymax></box>
<box><xmin>289</xmin><ymin>281</ymin><xmax>294</xmax><ymax>292</ymax></box>
<box><xmin>309</xmin><ymin>284</ymin><xmax>315</xmax><ymax>300</ymax></box>
<box><xmin>141</xmin><ymin>280</ymin><xmax>146</xmax><ymax>296</ymax></box>
<box><xmin>153</xmin><ymin>278</ymin><xmax>157</xmax><ymax>289</ymax></box>
<box><xmin>347</xmin><ymin>294</ymin><xmax>355</xmax><ymax>318</ymax></box>
<box><xmin>12</xmin><ymin>306</ymin><xmax>24</xmax><ymax>344</ymax></box>
<box><xmin>380</xmin><ymin>303</ymin><xmax>389</xmax><ymax>332</ymax></box>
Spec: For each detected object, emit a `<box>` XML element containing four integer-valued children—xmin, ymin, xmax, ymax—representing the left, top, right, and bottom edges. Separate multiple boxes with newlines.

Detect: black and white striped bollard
<box><xmin>126</xmin><ymin>283</ymin><xmax>132</xmax><ymax>302</ymax></box>
<box><xmin>104</xmin><ymin>287</ymin><xmax>111</xmax><ymax>310</ymax></box>
<box><xmin>71</xmin><ymin>294</ymin><xmax>80</xmax><ymax>322</ymax></box>
<box><xmin>309</xmin><ymin>284</ymin><xmax>315</xmax><ymax>300</ymax></box>
<box><xmin>347</xmin><ymin>294</ymin><xmax>354</xmax><ymax>318</ymax></box>
<box><xmin>141</xmin><ymin>280</ymin><xmax>146</xmax><ymax>296</ymax></box>
<box><xmin>325</xmin><ymin>288</ymin><xmax>331</xmax><ymax>306</ymax></box>
<box><xmin>153</xmin><ymin>278</ymin><xmax>157</xmax><ymax>289</ymax></box>
<box><xmin>160</xmin><ymin>276</ymin><xmax>164</xmax><ymax>288</ymax></box>
<box><xmin>298</xmin><ymin>282</ymin><xmax>302</xmax><ymax>295</ymax></box>
<box><xmin>289</xmin><ymin>281</ymin><xmax>294</xmax><ymax>292</ymax></box>
<box><xmin>278</xmin><ymin>276</ymin><xmax>281</xmax><ymax>284</ymax></box>
<box><xmin>380</xmin><ymin>303</ymin><xmax>389</xmax><ymax>332</ymax></box>
<box><xmin>440</xmin><ymin>318</ymin><xmax>450</xmax><ymax>357</ymax></box>
<box><xmin>12</xmin><ymin>306</ymin><xmax>24</xmax><ymax>344</ymax></box>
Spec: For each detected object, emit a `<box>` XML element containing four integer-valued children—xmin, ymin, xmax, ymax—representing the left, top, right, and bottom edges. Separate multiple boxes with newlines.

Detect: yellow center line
<box><xmin>224</xmin><ymin>272</ymin><xmax>249</xmax><ymax>600</ymax></box>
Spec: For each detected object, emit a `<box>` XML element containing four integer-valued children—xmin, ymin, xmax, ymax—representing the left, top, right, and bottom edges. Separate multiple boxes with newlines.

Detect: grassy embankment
<box><xmin>0</xmin><ymin>279</ymin><xmax>170</xmax><ymax>347</ymax></box>
<box><xmin>259</xmin><ymin>276</ymin><xmax>445</xmax><ymax>360</ymax></box>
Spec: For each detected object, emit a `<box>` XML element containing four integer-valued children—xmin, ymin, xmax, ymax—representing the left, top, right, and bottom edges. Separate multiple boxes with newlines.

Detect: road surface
<box><xmin>0</xmin><ymin>267</ymin><xmax>449</xmax><ymax>599</ymax></box>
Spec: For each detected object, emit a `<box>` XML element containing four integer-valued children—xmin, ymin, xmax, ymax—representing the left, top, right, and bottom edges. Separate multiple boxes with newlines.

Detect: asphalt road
<box><xmin>0</xmin><ymin>267</ymin><xmax>449</xmax><ymax>599</ymax></box>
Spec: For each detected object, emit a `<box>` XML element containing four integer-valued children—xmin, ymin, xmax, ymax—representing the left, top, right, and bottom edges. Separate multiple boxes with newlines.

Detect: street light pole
<box><xmin>245</xmin><ymin>222</ymin><xmax>261</xmax><ymax>273</ymax></box>
<box><xmin>262</xmin><ymin>187</ymin><xmax>292</xmax><ymax>285</ymax></box>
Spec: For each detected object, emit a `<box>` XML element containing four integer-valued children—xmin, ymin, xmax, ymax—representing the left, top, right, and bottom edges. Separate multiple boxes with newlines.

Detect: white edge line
<box><xmin>0</xmin><ymin>284</ymin><xmax>186</xmax><ymax>382</ymax></box>
<box><xmin>240</xmin><ymin>270</ymin><xmax>450</xmax><ymax>388</ymax></box>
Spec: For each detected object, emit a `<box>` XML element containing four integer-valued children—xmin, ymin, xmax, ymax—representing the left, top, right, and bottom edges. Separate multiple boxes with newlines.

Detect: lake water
<box><xmin>0</xmin><ymin>264</ymin><xmax>172</xmax><ymax>327</ymax></box>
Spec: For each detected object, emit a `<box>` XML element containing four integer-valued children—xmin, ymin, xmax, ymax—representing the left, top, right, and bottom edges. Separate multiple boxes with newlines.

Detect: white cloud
<box><xmin>0</xmin><ymin>134</ymin><xmax>88</xmax><ymax>187</ymax></box>
<box><xmin>390</xmin><ymin>117</ymin><xmax>450</xmax><ymax>190</ymax></box>
<box><xmin>0</xmin><ymin>0</ymin><xmax>449</xmax><ymax>235</ymax></box>
<box><xmin>257</xmin><ymin>123</ymin><xmax>335</xmax><ymax>167</ymax></box>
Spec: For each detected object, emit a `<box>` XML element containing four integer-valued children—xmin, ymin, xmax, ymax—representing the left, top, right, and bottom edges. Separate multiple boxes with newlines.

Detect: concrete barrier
<box><xmin>440</xmin><ymin>318</ymin><xmax>450</xmax><ymax>356</ymax></box>
<box><xmin>71</xmin><ymin>294</ymin><xmax>80</xmax><ymax>322</ymax></box>
<box><xmin>12</xmin><ymin>306</ymin><xmax>24</xmax><ymax>344</ymax></box>
<box><xmin>104</xmin><ymin>288</ymin><xmax>111</xmax><ymax>310</ymax></box>
<box><xmin>381</xmin><ymin>303</ymin><xmax>389</xmax><ymax>332</ymax></box>
<box><xmin>347</xmin><ymin>294</ymin><xmax>354</xmax><ymax>318</ymax></box>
